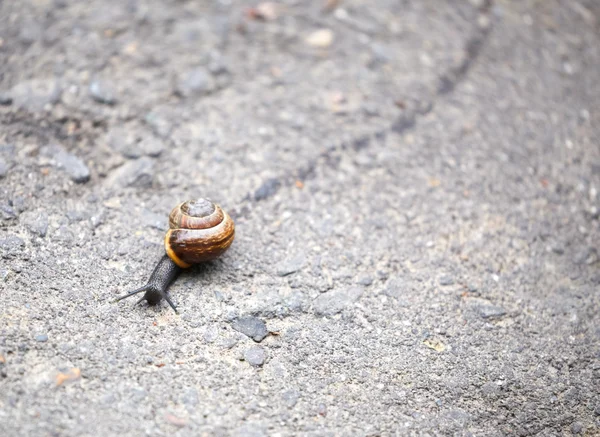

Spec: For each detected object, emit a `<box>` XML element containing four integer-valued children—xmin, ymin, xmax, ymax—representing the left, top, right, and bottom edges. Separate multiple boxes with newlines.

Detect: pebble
<box><xmin>470</xmin><ymin>299</ymin><xmax>507</xmax><ymax>319</ymax></box>
<box><xmin>107</xmin><ymin>128</ymin><xmax>165</xmax><ymax>159</ymax></box>
<box><xmin>20</xmin><ymin>211</ymin><xmax>49</xmax><ymax>237</ymax></box>
<box><xmin>254</xmin><ymin>178</ymin><xmax>281</xmax><ymax>201</ymax></box>
<box><xmin>244</xmin><ymin>346</ymin><xmax>266</xmax><ymax>367</ymax></box>
<box><xmin>35</xmin><ymin>334</ymin><xmax>48</xmax><ymax>342</ymax></box>
<box><xmin>571</xmin><ymin>422</ymin><xmax>583</xmax><ymax>434</ymax></box>
<box><xmin>41</xmin><ymin>144</ymin><xmax>90</xmax><ymax>183</ymax></box>
<box><xmin>358</xmin><ymin>275</ymin><xmax>373</xmax><ymax>286</ymax></box>
<box><xmin>181</xmin><ymin>388</ymin><xmax>199</xmax><ymax>407</ymax></box>
<box><xmin>305</xmin><ymin>29</ymin><xmax>334</xmax><ymax>48</ymax></box>
<box><xmin>0</xmin><ymin>235</ymin><xmax>25</xmax><ymax>256</ymax></box>
<box><xmin>106</xmin><ymin>127</ymin><xmax>141</xmax><ymax>159</ymax></box>
<box><xmin>276</xmin><ymin>253</ymin><xmax>306</xmax><ymax>277</ymax></box>
<box><xmin>9</xmin><ymin>79</ymin><xmax>61</xmax><ymax>112</ymax></box>
<box><xmin>314</xmin><ymin>286</ymin><xmax>364</xmax><ymax>316</ymax></box>
<box><xmin>0</xmin><ymin>93</ymin><xmax>12</xmax><ymax>105</ymax></box>
<box><xmin>89</xmin><ymin>79</ymin><xmax>117</xmax><ymax>105</ymax></box>
<box><xmin>439</xmin><ymin>275</ymin><xmax>455</xmax><ymax>286</ymax></box>
<box><xmin>176</xmin><ymin>68</ymin><xmax>215</xmax><ymax>97</ymax></box>
<box><xmin>282</xmin><ymin>389</ymin><xmax>300</xmax><ymax>408</ymax></box>
<box><xmin>232</xmin><ymin>316</ymin><xmax>268</xmax><ymax>342</ymax></box>
<box><xmin>1</xmin><ymin>204</ymin><xmax>17</xmax><ymax>221</ymax></box>
<box><xmin>138</xmin><ymin>136</ymin><xmax>164</xmax><ymax>157</ymax></box>
<box><xmin>0</xmin><ymin>158</ymin><xmax>7</xmax><ymax>178</ymax></box>
<box><xmin>105</xmin><ymin>157</ymin><xmax>154</xmax><ymax>189</ymax></box>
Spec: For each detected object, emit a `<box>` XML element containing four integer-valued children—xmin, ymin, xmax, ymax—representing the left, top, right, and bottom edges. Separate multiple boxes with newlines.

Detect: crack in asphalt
<box><xmin>237</xmin><ymin>1</ymin><xmax>495</xmax><ymax>217</ymax></box>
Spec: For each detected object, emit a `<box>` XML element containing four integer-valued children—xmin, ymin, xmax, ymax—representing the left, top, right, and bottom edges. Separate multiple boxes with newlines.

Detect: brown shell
<box><xmin>164</xmin><ymin>199</ymin><xmax>235</xmax><ymax>268</ymax></box>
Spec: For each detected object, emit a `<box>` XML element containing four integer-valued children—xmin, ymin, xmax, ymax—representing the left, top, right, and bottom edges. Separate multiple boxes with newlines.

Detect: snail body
<box><xmin>116</xmin><ymin>198</ymin><xmax>235</xmax><ymax>313</ymax></box>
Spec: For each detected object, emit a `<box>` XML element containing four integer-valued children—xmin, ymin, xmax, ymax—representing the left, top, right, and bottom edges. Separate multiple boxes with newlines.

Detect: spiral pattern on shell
<box><xmin>164</xmin><ymin>199</ymin><xmax>235</xmax><ymax>268</ymax></box>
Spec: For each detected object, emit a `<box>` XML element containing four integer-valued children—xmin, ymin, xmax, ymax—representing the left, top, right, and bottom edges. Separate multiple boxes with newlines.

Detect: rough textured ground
<box><xmin>1</xmin><ymin>0</ymin><xmax>599</xmax><ymax>436</ymax></box>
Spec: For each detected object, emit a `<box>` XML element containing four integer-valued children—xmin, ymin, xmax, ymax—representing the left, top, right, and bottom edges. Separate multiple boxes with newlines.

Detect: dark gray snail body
<box><xmin>116</xmin><ymin>198</ymin><xmax>235</xmax><ymax>313</ymax></box>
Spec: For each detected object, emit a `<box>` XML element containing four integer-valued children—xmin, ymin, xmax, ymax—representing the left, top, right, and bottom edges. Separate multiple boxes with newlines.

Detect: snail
<box><xmin>116</xmin><ymin>198</ymin><xmax>235</xmax><ymax>313</ymax></box>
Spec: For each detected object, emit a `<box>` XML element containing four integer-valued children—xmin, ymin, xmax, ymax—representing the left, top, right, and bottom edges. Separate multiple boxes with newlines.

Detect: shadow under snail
<box><xmin>116</xmin><ymin>198</ymin><xmax>235</xmax><ymax>313</ymax></box>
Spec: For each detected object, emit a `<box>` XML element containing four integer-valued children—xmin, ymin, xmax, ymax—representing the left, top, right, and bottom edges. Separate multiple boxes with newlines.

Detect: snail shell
<box><xmin>164</xmin><ymin>198</ymin><xmax>235</xmax><ymax>268</ymax></box>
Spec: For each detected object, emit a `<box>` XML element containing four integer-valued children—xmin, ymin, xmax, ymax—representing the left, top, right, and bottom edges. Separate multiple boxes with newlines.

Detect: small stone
<box><xmin>10</xmin><ymin>79</ymin><xmax>61</xmax><ymax>112</ymax></box>
<box><xmin>232</xmin><ymin>316</ymin><xmax>268</xmax><ymax>342</ymax></box>
<box><xmin>282</xmin><ymin>390</ymin><xmax>300</xmax><ymax>408</ymax></box>
<box><xmin>254</xmin><ymin>178</ymin><xmax>281</xmax><ymax>201</ymax></box>
<box><xmin>481</xmin><ymin>381</ymin><xmax>499</xmax><ymax>397</ymax></box>
<box><xmin>41</xmin><ymin>144</ymin><xmax>90</xmax><ymax>183</ymax></box>
<box><xmin>439</xmin><ymin>275</ymin><xmax>455</xmax><ymax>286</ymax></box>
<box><xmin>358</xmin><ymin>275</ymin><xmax>373</xmax><ymax>286</ymax></box>
<box><xmin>89</xmin><ymin>79</ymin><xmax>117</xmax><ymax>105</ymax></box>
<box><xmin>138</xmin><ymin>137</ymin><xmax>164</xmax><ymax>157</ymax></box>
<box><xmin>317</xmin><ymin>403</ymin><xmax>327</xmax><ymax>416</ymax></box>
<box><xmin>314</xmin><ymin>286</ymin><xmax>364</xmax><ymax>316</ymax></box>
<box><xmin>106</xmin><ymin>127</ymin><xmax>141</xmax><ymax>159</ymax></box>
<box><xmin>276</xmin><ymin>253</ymin><xmax>306</xmax><ymax>277</ymax></box>
<box><xmin>0</xmin><ymin>93</ymin><xmax>12</xmax><ymax>105</ymax></box>
<box><xmin>305</xmin><ymin>29</ymin><xmax>334</xmax><ymax>48</ymax></box>
<box><xmin>0</xmin><ymin>204</ymin><xmax>17</xmax><ymax>221</ymax></box>
<box><xmin>0</xmin><ymin>158</ymin><xmax>7</xmax><ymax>178</ymax></box>
<box><xmin>176</xmin><ymin>68</ymin><xmax>215</xmax><ymax>97</ymax></box>
<box><xmin>244</xmin><ymin>346</ymin><xmax>266</xmax><ymax>367</ymax></box>
<box><xmin>181</xmin><ymin>388</ymin><xmax>199</xmax><ymax>406</ymax></box>
<box><xmin>0</xmin><ymin>235</ymin><xmax>25</xmax><ymax>256</ymax></box>
<box><xmin>105</xmin><ymin>157</ymin><xmax>154</xmax><ymax>189</ymax></box>
<box><xmin>571</xmin><ymin>422</ymin><xmax>583</xmax><ymax>434</ymax></box>
<box><xmin>35</xmin><ymin>334</ymin><xmax>48</xmax><ymax>342</ymax></box>
<box><xmin>469</xmin><ymin>299</ymin><xmax>507</xmax><ymax>319</ymax></box>
<box><xmin>20</xmin><ymin>211</ymin><xmax>49</xmax><ymax>237</ymax></box>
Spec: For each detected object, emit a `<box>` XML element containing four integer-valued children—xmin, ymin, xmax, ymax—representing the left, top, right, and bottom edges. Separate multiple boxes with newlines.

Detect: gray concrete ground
<box><xmin>0</xmin><ymin>0</ymin><xmax>599</xmax><ymax>435</ymax></box>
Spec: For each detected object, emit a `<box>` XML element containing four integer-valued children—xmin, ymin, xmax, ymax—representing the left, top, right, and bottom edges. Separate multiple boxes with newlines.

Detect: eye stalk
<box><xmin>115</xmin><ymin>198</ymin><xmax>235</xmax><ymax>312</ymax></box>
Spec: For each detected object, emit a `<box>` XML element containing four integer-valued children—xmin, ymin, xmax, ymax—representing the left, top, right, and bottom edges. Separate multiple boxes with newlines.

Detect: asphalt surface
<box><xmin>1</xmin><ymin>0</ymin><xmax>599</xmax><ymax>436</ymax></box>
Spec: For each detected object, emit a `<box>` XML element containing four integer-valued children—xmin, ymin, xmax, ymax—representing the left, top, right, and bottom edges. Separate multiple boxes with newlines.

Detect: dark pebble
<box><xmin>232</xmin><ymin>316</ymin><xmax>268</xmax><ymax>342</ymax></box>
<box><xmin>254</xmin><ymin>178</ymin><xmax>281</xmax><ymax>201</ymax></box>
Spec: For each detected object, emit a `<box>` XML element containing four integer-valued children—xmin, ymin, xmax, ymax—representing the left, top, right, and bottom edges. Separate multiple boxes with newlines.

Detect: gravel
<box><xmin>0</xmin><ymin>0</ymin><xmax>599</xmax><ymax>436</ymax></box>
